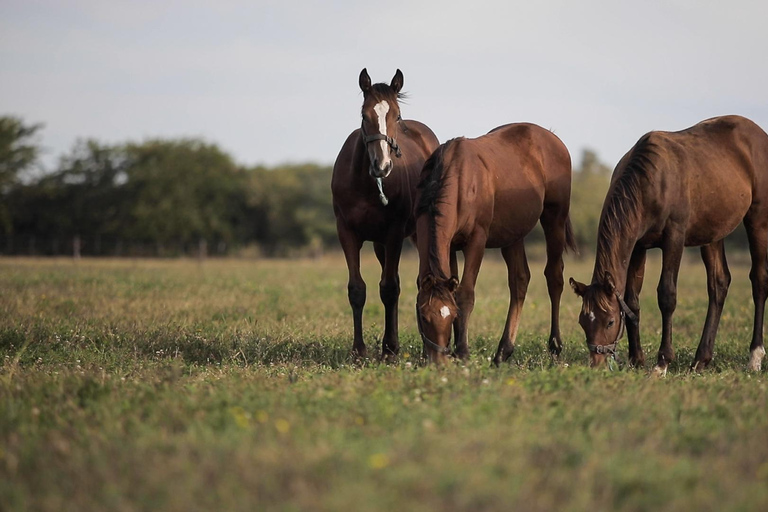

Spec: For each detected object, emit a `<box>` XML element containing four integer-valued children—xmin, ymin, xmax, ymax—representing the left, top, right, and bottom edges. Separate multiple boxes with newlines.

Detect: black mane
<box><xmin>595</xmin><ymin>133</ymin><xmax>659</xmax><ymax>277</ymax></box>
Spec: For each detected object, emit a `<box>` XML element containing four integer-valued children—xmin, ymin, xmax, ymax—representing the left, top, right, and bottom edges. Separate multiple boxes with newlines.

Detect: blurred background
<box><xmin>1</xmin><ymin>1</ymin><xmax>766</xmax><ymax>257</ymax></box>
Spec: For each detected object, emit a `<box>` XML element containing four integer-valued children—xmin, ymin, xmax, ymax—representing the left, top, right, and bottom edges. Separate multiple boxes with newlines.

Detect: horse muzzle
<box><xmin>369</xmin><ymin>160</ymin><xmax>393</xmax><ymax>179</ymax></box>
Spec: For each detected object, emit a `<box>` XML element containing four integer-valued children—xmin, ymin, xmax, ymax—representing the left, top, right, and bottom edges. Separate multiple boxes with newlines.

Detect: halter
<box><xmin>415</xmin><ymin>301</ymin><xmax>452</xmax><ymax>356</ymax></box>
<box><xmin>360</xmin><ymin>122</ymin><xmax>403</xmax><ymax>158</ymax></box>
<box><xmin>587</xmin><ymin>292</ymin><xmax>638</xmax><ymax>357</ymax></box>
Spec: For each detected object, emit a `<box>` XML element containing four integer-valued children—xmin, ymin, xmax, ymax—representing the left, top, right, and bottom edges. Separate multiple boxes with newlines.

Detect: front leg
<box><xmin>376</xmin><ymin>238</ymin><xmax>404</xmax><ymax>359</ymax></box>
<box><xmin>625</xmin><ymin>247</ymin><xmax>647</xmax><ymax>367</ymax></box>
<box><xmin>454</xmin><ymin>239</ymin><xmax>486</xmax><ymax>360</ymax></box>
<box><xmin>338</xmin><ymin>224</ymin><xmax>366</xmax><ymax>358</ymax></box>
<box><xmin>654</xmin><ymin>232</ymin><xmax>685</xmax><ymax>375</ymax></box>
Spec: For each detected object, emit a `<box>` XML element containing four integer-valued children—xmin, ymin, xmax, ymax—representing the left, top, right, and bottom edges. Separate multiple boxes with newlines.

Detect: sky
<box><xmin>1</xmin><ymin>0</ymin><xmax>767</xmax><ymax>171</ymax></box>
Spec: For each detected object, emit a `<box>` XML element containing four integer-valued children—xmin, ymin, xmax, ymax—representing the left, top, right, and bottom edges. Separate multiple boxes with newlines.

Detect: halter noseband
<box><xmin>587</xmin><ymin>292</ymin><xmax>638</xmax><ymax>357</ymax></box>
<box><xmin>360</xmin><ymin>123</ymin><xmax>403</xmax><ymax>158</ymax></box>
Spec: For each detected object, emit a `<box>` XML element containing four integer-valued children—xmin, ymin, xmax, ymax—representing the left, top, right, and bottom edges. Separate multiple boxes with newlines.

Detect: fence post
<box><xmin>73</xmin><ymin>235</ymin><xmax>81</xmax><ymax>260</ymax></box>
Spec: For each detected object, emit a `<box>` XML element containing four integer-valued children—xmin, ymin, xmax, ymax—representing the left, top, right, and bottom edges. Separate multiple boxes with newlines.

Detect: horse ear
<box><xmin>569</xmin><ymin>278</ymin><xmax>587</xmax><ymax>297</ymax></box>
<box><xmin>390</xmin><ymin>69</ymin><xmax>403</xmax><ymax>94</ymax></box>
<box><xmin>447</xmin><ymin>276</ymin><xmax>459</xmax><ymax>293</ymax></box>
<box><xmin>420</xmin><ymin>274</ymin><xmax>435</xmax><ymax>292</ymax></box>
<box><xmin>602</xmin><ymin>273</ymin><xmax>616</xmax><ymax>295</ymax></box>
<box><xmin>359</xmin><ymin>68</ymin><xmax>372</xmax><ymax>93</ymax></box>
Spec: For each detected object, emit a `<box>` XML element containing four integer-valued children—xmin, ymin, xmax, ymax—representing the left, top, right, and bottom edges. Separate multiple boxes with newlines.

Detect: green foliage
<box><xmin>569</xmin><ymin>149</ymin><xmax>613</xmax><ymax>252</ymax></box>
<box><xmin>0</xmin><ymin>116</ymin><xmax>43</xmax><ymax>235</ymax></box>
<box><xmin>2</xmin><ymin>119</ymin><xmax>336</xmax><ymax>255</ymax></box>
<box><xmin>1</xmin><ymin>255</ymin><xmax>768</xmax><ymax>511</ymax></box>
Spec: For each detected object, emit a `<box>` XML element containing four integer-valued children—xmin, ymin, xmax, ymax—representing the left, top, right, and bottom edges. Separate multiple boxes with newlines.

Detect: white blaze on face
<box><xmin>373</xmin><ymin>100</ymin><xmax>392</xmax><ymax>169</ymax></box>
<box><xmin>588</xmin><ymin>311</ymin><xmax>596</xmax><ymax>323</ymax></box>
<box><xmin>440</xmin><ymin>306</ymin><xmax>450</xmax><ymax>319</ymax></box>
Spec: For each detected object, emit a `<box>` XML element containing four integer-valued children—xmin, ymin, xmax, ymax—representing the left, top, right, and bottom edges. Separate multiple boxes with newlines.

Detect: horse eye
<box><xmin>607</xmin><ymin>319</ymin><xmax>615</xmax><ymax>328</ymax></box>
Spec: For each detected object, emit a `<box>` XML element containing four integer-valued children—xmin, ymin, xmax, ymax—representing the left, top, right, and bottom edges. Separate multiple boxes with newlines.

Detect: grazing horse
<box><xmin>332</xmin><ymin>68</ymin><xmax>439</xmax><ymax>359</ymax></box>
<box><xmin>569</xmin><ymin>115</ymin><xmax>768</xmax><ymax>373</ymax></box>
<box><xmin>415</xmin><ymin>123</ymin><xmax>577</xmax><ymax>364</ymax></box>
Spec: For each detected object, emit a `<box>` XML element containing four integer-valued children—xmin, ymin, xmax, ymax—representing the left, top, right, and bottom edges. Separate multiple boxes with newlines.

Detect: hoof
<box><xmin>748</xmin><ymin>346</ymin><xmax>766</xmax><ymax>372</ymax></box>
<box><xmin>651</xmin><ymin>365</ymin><xmax>667</xmax><ymax>378</ymax></box>
<box><xmin>548</xmin><ymin>337</ymin><xmax>563</xmax><ymax>356</ymax></box>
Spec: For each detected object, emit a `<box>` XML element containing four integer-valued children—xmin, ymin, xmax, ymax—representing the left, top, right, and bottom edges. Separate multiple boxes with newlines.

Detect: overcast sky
<box><xmin>1</xmin><ymin>0</ymin><xmax>767</xmax><ymax>171</ymax></box>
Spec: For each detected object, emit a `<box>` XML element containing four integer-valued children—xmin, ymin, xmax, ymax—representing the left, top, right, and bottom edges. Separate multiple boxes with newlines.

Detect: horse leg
<box><xmin>539</xmin><ymin>207</ymin><xmax>568</xmax><ymax>356</ymax></box>
<box><xmin>339</xmin><ymin>225</ymin><xmax>366</xmax><ymax>358</ymax></box>
<box><xmin>653</xmin><ymin>231</ymin><xmax>685</xmax><ymax>376</ymax></box>
<box><xmin>691</xmin><ymin>241</ymin><xmax>731</xmax><ymax>371</ymax></box>
<box><xmin>625</xmin><ymin>248</ymin><xmax>647</xmax><ymax>367</ymax></box>
<box><xmin>744</xmin><ymin>215</ymin><xmax>768</xmax><ymax>371</ymax></box>
<box><xmin>492</xmin><ymin>240</ymin><xmax>530</xmax><ymax>365</ymax></box>
<box><xmin>449</xmin><ymin>250</ymin><xmax>463</xmax><ymax>356</ymax></box>
<box><xmin>375</xmin><ymin>238</ymin><xmax>404</xmax><ymax>359</ymax></box>
<box><xmin>454</xmin><ymin>239</ymin><xmax>486</xmax><ymax>360</ymax></box>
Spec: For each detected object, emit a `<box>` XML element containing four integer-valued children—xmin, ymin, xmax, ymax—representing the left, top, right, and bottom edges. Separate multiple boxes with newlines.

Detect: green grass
<box><xmin>1</xmin><ymin>250</ymin><xmax>768</xmax><ymax>511</ymax></box>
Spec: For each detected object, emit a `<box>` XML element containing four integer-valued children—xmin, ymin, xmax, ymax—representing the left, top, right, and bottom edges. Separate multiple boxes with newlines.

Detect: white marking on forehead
<box><xmin>440</xmin><ymin>306</ymin><xmax>450</xmax><ymax>319</ymax></box>
<box><xmin>373</xmin><ymin>100</ymin><xmax>390</xmax><ymax>133</ymax></box>
<box><xmin>588</xmin><ymin>312</ymin><xmax>596</xmax><ymax>322</ymax></box>
<box><xmin>373</xmin><ymin>101</ymin><xmax>392</xmax><ymax>165</ymax></box>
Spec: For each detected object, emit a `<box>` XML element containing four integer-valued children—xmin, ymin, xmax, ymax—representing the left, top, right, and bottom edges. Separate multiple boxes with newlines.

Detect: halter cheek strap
<box><xmin>360</xmin><ymin>123</ymin><xmax>403</xmax><ymax>158</ymax></box>
<box><xmin>587</xmin><ymin>292</ymin><xmax>638</xmax><ymax>357</ymax></box>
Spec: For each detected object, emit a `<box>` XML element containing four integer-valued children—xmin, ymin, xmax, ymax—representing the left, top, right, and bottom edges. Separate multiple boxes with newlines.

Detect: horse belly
<box><xmin>685</xmin><ymin>184</ymin><xmax>751</xmax><ymax>246</ymax></box>
<box><xmin>486</xmin><ymin>190</ymin><xmax>543</xmax><ymax>248</ymax></box>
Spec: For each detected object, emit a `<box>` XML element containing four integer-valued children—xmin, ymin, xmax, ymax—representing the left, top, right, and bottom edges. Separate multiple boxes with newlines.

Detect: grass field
<box><xmin>1</xmin><ymin>250</ymin><xmax>767</xmax><ymax>511</ymax></box>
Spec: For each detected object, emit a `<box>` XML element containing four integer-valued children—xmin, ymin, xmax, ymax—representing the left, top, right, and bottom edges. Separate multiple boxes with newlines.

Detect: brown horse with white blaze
<box><xmin>569</xmin><ymin>115</ymin><xmax>768</xmax><ymax>373</ymax></box>
<box><xmin>332</xmin><ymin>69</ymin><xmax>439</xmax><ymax>359</ymax></box>
<box><xmin>415</xmin><ymin>123</ymin><xmax>577</xmax><ymax>364</ymax></box>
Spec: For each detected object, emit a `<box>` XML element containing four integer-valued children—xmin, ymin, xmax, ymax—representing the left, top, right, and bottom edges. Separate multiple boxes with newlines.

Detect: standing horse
<box><xmin>415</xmin><ymin>123</ymin><xmax>577</xmax><ymax>364</ymax></box>
<box><xmin>332</xmin><ymin>69</ymin><xmax>439</xmax><ymax>359</ymax></box>
<box><xmin>569</xmin><ymin>115</ymin><xmax>768</xmax><ymax>373</ymax></box>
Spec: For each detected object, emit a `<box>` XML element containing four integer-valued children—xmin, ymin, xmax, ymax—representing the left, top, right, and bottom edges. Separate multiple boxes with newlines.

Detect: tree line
<box><xmin>0</xmin><ymin>115</ymin><xmax>747</xmax><ymax>258</ymax></box>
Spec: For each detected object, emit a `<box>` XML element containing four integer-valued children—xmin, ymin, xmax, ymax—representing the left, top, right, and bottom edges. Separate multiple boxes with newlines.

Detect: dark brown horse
<box><xmin>569</xmin><ymin>115</ymin><xmax>768</xmax><ymax>374</ymax></box>
<box><xmin>332</xmin><ymin>69</ymin><xmax>439</xmax><ymax>358</ymax></box>
<box><xmin>415</xmin><ymin>123</ymin><xmax>577</xmax><ymax>364</ymax></box>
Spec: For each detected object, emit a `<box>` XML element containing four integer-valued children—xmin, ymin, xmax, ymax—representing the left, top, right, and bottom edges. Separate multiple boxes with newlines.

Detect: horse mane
<box><xmin>595</xmin><ymin>133</ymin><xmax>660</xmax><ymax>282</ymax></box>
<box><xmin>416</xmin><ymin>139</ymin><xmax>461</xmax><ymax>306</ymax></box>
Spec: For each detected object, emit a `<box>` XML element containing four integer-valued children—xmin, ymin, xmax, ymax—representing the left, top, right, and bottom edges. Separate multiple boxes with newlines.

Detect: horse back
<box><xmin>448</xmin><ymin>123</ymin><xmax>572</xmax><ymax>247</ymax></box>
<box><xmin>618</xmin><ymin>115</ymin><xmax>768</xmax><ymax>246</ymax></box>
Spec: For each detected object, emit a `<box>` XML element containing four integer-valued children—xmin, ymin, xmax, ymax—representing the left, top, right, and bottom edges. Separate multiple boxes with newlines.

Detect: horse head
<box><xmin>359</xmin><ymin>68</ymin><xmax>404</xmax><ymax>179</ymax></box>
<box><xmin>416</xmin><ymin>273</ymin><xmax>459</xmax><ymax>364</ymax></box>
<box><xmin>569</xmin><ymin>273</ymin><xmax>636</xmax><ymax>367</ymax></box>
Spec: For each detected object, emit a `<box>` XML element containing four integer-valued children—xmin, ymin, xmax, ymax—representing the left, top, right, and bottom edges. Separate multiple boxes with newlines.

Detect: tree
<box><xmin>569</xmin><ymin>149</ymin><xmax>612</xmax><ymax>253</ymax></box>
<box><xmin>0</xmin><ymin>116</ymin><xmax>43</xmax><ymax>234</ymax></box>
<box><xmin>124</xmin><ymin>139</ymin><xmax>249</xmax><ymax>252</ymax></box>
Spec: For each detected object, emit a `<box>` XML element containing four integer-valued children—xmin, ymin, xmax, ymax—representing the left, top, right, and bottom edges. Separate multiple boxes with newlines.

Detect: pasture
<box><xmin>1</xmin><ymin>251</ymin><xmax>767</xmax><ymax>511</ymax></box>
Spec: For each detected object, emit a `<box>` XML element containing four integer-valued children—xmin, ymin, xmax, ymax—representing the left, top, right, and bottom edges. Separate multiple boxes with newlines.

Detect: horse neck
<box><xmin>417</xmin><ymin>169</ymin><xmax>459</xmax><ymax>280</ymax></box>
<box><xmin>591</xmin><ymin>203</ymin><xmax>644</xmax><ymax>294</ymax></box>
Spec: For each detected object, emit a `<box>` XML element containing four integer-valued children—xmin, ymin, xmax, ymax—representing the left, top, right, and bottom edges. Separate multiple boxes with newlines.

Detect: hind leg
<box><xmin>492</xmin><ymin>240</ymin><xmax>530</xmax><ymax>365</ymax></box>
<box><xmin>691</xmin><ymin>240</ymin><xmax>731</xmax><ymax>371</ymax></box>
<box><xmin>539</xmin><ymin>206</ymin><xmax>568</xmax><ymax>356</ymax></box>
<box><xmin>744</xmin><ymin>215</ymin><xmax>768</xmax><ymax>371</ymax></box>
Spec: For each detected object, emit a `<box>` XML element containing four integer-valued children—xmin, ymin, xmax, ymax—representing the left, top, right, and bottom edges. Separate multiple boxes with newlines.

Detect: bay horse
<box><xmin>332</xmin><ymin>69</ymin><xmax>439</xmax><ymax>359</ymax></box>
<box><xmin>415</xmin><ymin>123</ymin><xmax>577</xmax><ymax>364</ymax></box>
<box><xmin>569</xmin><ymin>115</ymin><xmax>768</xmax><ymax>374</ymax></box>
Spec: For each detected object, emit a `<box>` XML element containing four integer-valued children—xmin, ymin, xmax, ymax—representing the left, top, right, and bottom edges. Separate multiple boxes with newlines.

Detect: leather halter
<box><xmin>587</xmin><ymin>292</ymin><xmax>638</xmax><ymax>357</ymax></box>
<box><xmin>360</xmin><ymin>122</ymin><xmax>402</xmax><ymax>158</ymax></box>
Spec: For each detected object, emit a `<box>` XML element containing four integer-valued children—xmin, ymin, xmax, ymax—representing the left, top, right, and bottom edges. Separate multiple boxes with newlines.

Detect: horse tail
<box><xmin>564</xmin><ymin>215</ymin><xmax>579</xmax><ymax>255</ymax></box>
